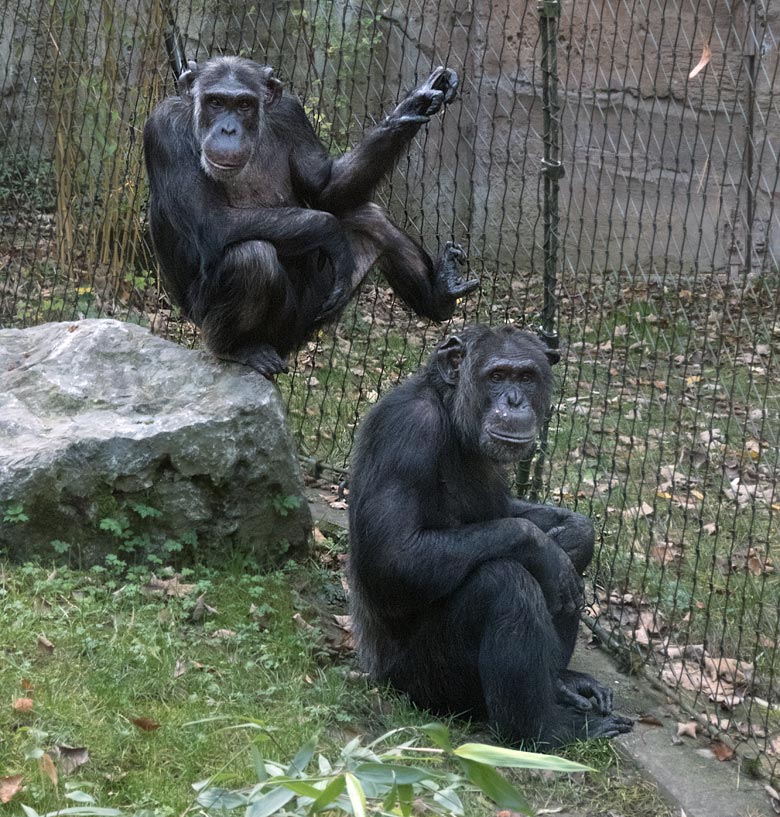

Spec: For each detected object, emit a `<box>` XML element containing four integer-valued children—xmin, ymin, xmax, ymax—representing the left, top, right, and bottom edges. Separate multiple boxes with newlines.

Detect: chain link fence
<box><xmin>1</xmin><ymin>0</ymin><xmax>778</xmax><ymax>781</ymax></box>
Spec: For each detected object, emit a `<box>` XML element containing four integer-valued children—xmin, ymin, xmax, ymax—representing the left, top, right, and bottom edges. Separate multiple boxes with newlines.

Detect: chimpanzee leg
<box><xmin>388</xmin><ymin>559</ymin><xmax>562</xmax><ymax>745</ymax></box>
<box><xmin>386</xmin><ymin>558</ymin><xmax>630</xmax><ymax>746</ymax></box>
<box><xmin>342</xmin><ymin>204</ymin><xmax>478</xmax><ymax>321</ymax></box>
<box><xmin>197</xmin><ymin>240</ymin><xmax>298</xmax><ymax>377</ymax></box>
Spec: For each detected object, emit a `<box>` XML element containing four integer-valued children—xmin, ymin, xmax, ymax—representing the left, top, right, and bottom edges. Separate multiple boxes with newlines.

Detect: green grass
<box><xmin>0</xmin><ymin>552</ymin><xmax>672</xmax><ymax>817</ymax></box>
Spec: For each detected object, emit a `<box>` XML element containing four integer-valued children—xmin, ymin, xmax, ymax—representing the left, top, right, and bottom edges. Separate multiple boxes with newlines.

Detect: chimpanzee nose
<box><xmin>506</xmin><ymin>387</ymin><xmax>522</xmax><ymax>408</ymax></box>
<box><xmin>221</xmin><ymin>125</ymin><xmax>237</xmax><ymax>136</ymax></box>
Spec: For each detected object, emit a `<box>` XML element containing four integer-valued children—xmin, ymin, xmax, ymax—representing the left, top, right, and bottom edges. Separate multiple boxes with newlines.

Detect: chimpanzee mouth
<box><xmin>487</xmin><ymin>429</ymin><xmax>536</xmax><ymax>445</ymax></box>
<box><xmin>204</xmin><ymin>157</ymin><xmax>243</xmax><ymax>172</ymax></box>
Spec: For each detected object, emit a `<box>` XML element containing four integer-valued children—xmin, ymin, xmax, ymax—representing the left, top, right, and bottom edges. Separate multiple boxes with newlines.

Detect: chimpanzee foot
<box><xmin>582</xmin><ymin>713</ymin><xmax>634</xmax><ymax>740</ymax></box>
<box><xmin>216</xmin><ymin>343</ymin><xmax>289</xmax><ymax>379</ymax></box>
<box><xmin>433</xmin><ymin>242</ymin><xmax>480</xmax><ymax>315</ymax></box>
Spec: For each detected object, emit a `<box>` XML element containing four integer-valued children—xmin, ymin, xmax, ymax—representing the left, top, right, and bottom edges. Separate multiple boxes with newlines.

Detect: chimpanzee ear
<box><xmin>179</xmin><ymin>61</ymin><xmax>199</xmax><ymax>99</ymax></box>
<box><xmin>436</xmin><ymin>335</ymin><xmax>464</xmax><ymax>385</ymax></box>
<box><xmin>544</xmin><ymin>347</ymin><xmax>561</xmax><ymax>366</ymax></box>
<box><xmin>261</xmin><ymin>66</ymin><xmax>283</xmax><ymax>108</ymax></box>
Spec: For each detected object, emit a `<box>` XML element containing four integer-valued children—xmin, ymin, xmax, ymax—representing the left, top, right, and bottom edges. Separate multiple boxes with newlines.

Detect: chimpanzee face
<box><xmin>185</xmin><ymin>57</ymin><xmax>282</xmax><ymax>182</ymax></box>
<box><xmin>436</xmin><ymin>326</ymin><xmax>554</xmax><ymax>464</ymax></box>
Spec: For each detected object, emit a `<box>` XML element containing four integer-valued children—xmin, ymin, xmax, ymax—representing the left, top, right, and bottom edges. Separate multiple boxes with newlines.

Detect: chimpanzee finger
<box><xmin>450</xmin><ymin>278</ymin><xmax>481</xmax><ymax>298</ymax></box>
<box><xmin>423</xmin><ymin>89</ymin><xmax>445</xmax><ymax>116</ymax></box>
<box><xmin>556</xmin><ymin>679</ymin><xmax>592</xmax><ymax>711</ymax></box>
<box><xmin>591</xmin><ymin>684</ymin><xmax>614</xmax><ymax>715</ymax></box>
<box><xmin>429</xmin><ymin>66</ymin><xmax>459</xmax><ymax>103</ymax></box>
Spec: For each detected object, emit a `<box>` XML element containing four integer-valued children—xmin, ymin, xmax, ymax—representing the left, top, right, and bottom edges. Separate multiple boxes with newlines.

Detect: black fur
<box><xmin>348</xmin><ymin>325</ymin><xmax>633</xmax><ymax>747</ymax></box>
<box><xmin>143</xmin><ymin>57</ymin><xmax>478</xmax><ymax>377</ymax></box>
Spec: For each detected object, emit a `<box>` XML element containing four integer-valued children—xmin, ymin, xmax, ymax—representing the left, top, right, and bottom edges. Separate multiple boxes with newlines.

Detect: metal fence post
<box><xmin>517</xmin><ymin>0</ymin><xmax>564</xmax><ymax>499</ymax></box>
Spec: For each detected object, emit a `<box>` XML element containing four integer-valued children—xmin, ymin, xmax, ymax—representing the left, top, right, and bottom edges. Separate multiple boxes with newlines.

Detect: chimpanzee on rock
<box><xmin>143</xmin><ymin>56</ymin><xmax>478</xmax><ymax>378</ymax></box>
<box><xmin>348</xmin><ymin>325</ymin><xmax>633</xmax><ymax>747</ymax></box>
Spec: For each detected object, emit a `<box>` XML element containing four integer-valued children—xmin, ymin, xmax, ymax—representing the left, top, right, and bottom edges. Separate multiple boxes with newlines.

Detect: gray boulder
<box><xmin>0</xmin><ymin>320</ymin><xmax>311</xmax><ymax>565</ymax></box>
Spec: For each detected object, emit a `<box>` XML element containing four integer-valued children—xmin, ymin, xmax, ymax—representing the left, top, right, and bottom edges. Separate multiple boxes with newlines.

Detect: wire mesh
<box><xmin>0</xmin><ymin>0</ymin><xmax>778</xmax><ymax>779</ymax></box>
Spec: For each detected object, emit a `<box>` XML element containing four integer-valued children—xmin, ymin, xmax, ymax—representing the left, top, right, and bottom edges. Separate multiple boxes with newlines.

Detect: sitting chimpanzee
<box><xmin>348</xmin><ymin>325</ymin><xmax>633</xmax><ymax>747</ymax></box>
<box><xmin>143</xmin><ymin>56</ymin><xmax>478</xmax><ymax>378</ymax></box>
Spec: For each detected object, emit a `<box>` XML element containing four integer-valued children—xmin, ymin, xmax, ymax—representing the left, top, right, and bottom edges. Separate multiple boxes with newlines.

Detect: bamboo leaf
<box><xmin>454</xmin><ymin>743</ymin><xmax>592</xmax><ymax>772</ymax></box>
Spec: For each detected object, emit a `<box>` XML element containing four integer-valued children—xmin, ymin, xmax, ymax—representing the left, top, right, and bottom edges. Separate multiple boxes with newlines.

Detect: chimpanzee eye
<box><xmin>207</xmin><ymin>97</ymin><xmax>224</xmax><ymax>110</ymax></box>
<box><xmin>519</xmin><ymin>371</ymin><xmax>534</xmax><ymax>383</ymax></box>
<box><xmin>238</xmin><ymin>100</ymin><xmax>253</xmax><ymax>112</ymax></box>
<box><xmin>489</xmin><ymin>371</ymin><xmax>505</xmax><ymax>383</ymax></box>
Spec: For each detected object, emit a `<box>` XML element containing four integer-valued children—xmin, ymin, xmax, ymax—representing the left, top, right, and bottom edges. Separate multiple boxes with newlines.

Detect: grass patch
<box><xmin>1</xmin><ymin>552</ymin><xmax>671</xmax><ymax>817</ymax></box>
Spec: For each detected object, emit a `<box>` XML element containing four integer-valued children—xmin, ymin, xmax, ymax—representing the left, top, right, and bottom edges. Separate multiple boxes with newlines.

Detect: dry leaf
<box><xmin>190</xmin><ymin>593</ymin><xmax>218</xmax><ymax>623</ymax></box>
<box><xmin>12</xmin><ymin>697</ymin><xmax>33</xmax><ymax>713</ymax></box>
<box><xmin>638</xmin><ymin>714</ymin><xmax>663</xmax><ymax>727</ymax></box>
<box><xmin>173</xmin><ymin>659</ymin><xmax>205</xmax><ymax>678</ymax></box>
<box><xmin>211</xmin><ymin>628</ymin><xmax>236</xmax><ymax>639</ymax></box>
<box><xmin>53</xmin><ymin>745</ymin><xmax>90</xmax><ymax>775</ymax></box>
<box><xmin>709</xmin><ymin>740</ymin><xmax>734</xmax><ymax>761</ymax></box>
<box><xmin>677</xmin><ymin>721</ymin><xmax>697</xmax><ymax>738</ymax></box>
<box><xmin>293</xmin><ymin>613</ymin><xmax>315</xmax><ymax>633</ymax></box>
<box><xmin>144</xmin><ymin>573</ymin><xmax>196</xmax><ymax>598</ymax></box>
<box><xmin>767</xmin><ymin>735</ymin><xmax>780</xmax><ymax>756</ymax></box>
<box><xmin>0</xmin><ymin>776</ymin><xmax>24</xmax><ymax>804</ymax></box>
<box><xmin>333</xmin><ymin>614</ymin><xmax>352</xmax><ymax>632</ymax></box>
<box><xmin>21</xmin><ymin>679</ymin><xmax>33</xmax><ymax>692</ymax></box>
<box><xmin>313</xmin><ymin>527</ymin><xmax>327</xmax><ymax>545</ymax></box>
<box><xmin>131</xmin><ymin>716</ymin><xmax>161</xmax><ymax>732</ymax></box>
<box><xmin>37</xmin><ymin>634</ymin><xmax>55</xmax><ymax>653</ymax></box>
<box><xmin>38</xmin><ymin>753</ymin><xmax>58</xmax><ymax>787</ymax></box>
<box><xmin>328</xmin><ymin>499</ymin><xmax>348</xmax><ymax>510</ymax></box>
<box><xmin>765</xmin><ymin>784</ymin><xmax>780</xmax><ymax>813</ymax></box>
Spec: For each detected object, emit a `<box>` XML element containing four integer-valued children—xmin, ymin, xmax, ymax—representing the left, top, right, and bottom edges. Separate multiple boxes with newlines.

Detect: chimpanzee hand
<box><xmin>390</xmin><ymin>67</ymin><xmax>459</xmax><ymax>125</ymax></box>
<box><xmin>557</xmin><ymin>669</ymin><xmax>614</xmax><ymax>715</ymax></box>
<box><xmin>533</xmin><ymin>542</ymin><xmax>584</xmax><ymax>616</ymax></box>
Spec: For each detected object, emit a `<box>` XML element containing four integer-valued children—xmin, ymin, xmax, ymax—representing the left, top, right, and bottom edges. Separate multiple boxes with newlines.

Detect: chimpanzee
<box><xmin>348</xmin><ymin>325</ymin><xmax>634</xmax><ymax>747</ymax></box>
<box><xmin>143</xmin><ymin>56</ymin><xmax>478</xmax><ymax>377</ymax></box>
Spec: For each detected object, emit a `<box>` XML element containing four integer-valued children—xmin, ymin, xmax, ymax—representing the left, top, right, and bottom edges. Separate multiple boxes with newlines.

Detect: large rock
<box><xmin>0</xmin><ymin>320</ymin><xmax>311</xmax><ymax>565</ymax></box>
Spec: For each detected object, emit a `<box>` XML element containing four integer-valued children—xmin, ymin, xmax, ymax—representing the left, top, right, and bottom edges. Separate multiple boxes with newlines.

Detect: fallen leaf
<box><xmin>710</xmin><ymin>740</ymin><xmax>734</xmax><ymax>761</ymax></box>
<box><xmin>131</xmin><ymin>716</ymin><xmax>161</xmax><ymax>732</ymax></box>
<box><xmin>189</xmin><ymin>593</ymin><xmax>218</xmax><ymax>623</ymax></box>
<box><xmin>677</xmin><ymin>721</ymin><xmax>697</xmax><ymax>738</ymax></box>
<box><xmin>143</xmin><ymin>573</ymin><xmax>196</xmax><ymax>598</ymax></box>
<box><xmin>313</xmin><ymin>527</ymin><xmax>327</xmax><ymax>545</ymax></box>
<box><xmin>38</xmin><ymin>753</ymin><xmax>58</xmax><ymax>786</ymax></box>
<box><xmin>333</xmin><ymin>614</ymin><xmax>352</xmax><ymax>631</ymax></box>
<box><xmin>293</xmin><ymin>613</ymin><xmax>316</xmax><ymax>633</ymax></box>
<box><xmin>37</xmin><ymin>634</ymin><xmax>55</xmax><ymax>653</ymax></box>
<box><xmin>53</xmin><ymin>745</ymin><xmax>90</xmax><ymax>775</ymax></box>
<box><xmin>21</xmin><ymin>679</ymin><xmax>33</xmax><ymax>692</ymax></box>
<box><xmin>638</xmin><ymin>714</ymin><xmax>663</xmax><ymax>726</ymax></box>
<box><xmin>211</xmin><ymin>628</ymin><xmax>236</xmax><ymax>639</ymax></box>
<box><xmin>173</xmin><ymin>659</ymin><xmax>205</xmax><ymax>678</ymax></box>
<box><xmin>0</xmin><ymin>776</ymin><xmax>23</xmax><ymax>804</ymax></box>
<box><xmin>765</xmin><ymin>784</ymin><xmax>780</xmax><ymax>814</ymax></box>
<box><xmin>12</xmin><ymin>697</ymin><xmax>33</xmax><ymax>713</ymax></box>
<box><xmin>328</xmin><ymin>499</ymin><xmax>348</xmax><ymax>510</ymax></box>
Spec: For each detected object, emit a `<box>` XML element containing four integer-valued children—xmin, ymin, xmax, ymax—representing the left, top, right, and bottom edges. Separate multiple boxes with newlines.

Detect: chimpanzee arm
<box><xmin>144</xmin><ymin>107</ymin><xmax>354</xmax><ymax>277</ymax></box>
<box><xmin>350</xmin><ymin>400</ymin><xmax>582</xmax><ymax>618</ymax></box>
<box><xmin>290</xmin><ymin>68</ymin><xmax>458</xmax><ymax>214</ymax></box>
<box><xmin>509</xmin><ymin>499</ymin><xmax>595</xmax><ymax>575</ymax></box>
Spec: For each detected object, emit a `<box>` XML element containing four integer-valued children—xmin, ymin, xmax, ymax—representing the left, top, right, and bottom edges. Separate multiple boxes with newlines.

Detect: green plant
<box><xmin>273</xmin><ymin>494</ymin><xmax>302</xmax><ymax>517</ymax></box>
<box><xmin>3</xmin><ymin>504</ymin><xmax>29</xmax><ymax>524</ymax></box>
<box><xmin>193</xmin><ymin>723</ymin><xmax>590</xmax><ymax>817</ymax></box>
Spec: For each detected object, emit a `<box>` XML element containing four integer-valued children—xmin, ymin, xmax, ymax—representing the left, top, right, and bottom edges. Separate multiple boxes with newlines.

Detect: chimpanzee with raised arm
<box><xmin>143</xmin><ymin>57</ymin><xmax>478</xmax><ymax>378</ymax></box>
<box><xmin>348</xmin><ymin>325</ymin><xmax>634</xmax><ymax>747</ymax></box>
